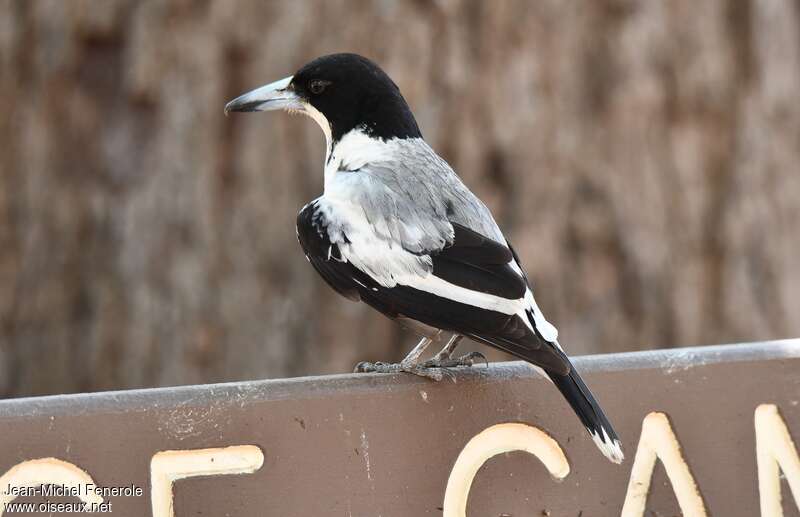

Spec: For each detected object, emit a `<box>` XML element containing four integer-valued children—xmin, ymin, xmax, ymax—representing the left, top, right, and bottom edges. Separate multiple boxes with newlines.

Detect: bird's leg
<box><xmin>354</xmin><ymin>335</ymin><xmax>450</xmax><ymax>381</ymax></box>
<box><xmin>401</xmin><ymin>335</ymin><xmax>436</xmax><ymax>364</ymax></box>
<box><xmin>432</xmin><ymin>334</ymin><xmax>464</xmax><ymax>361</ymax></box>
<box><xmin>421</xmin><ymin>335</ymin><xmax>487</xmax><ymax>368</ymax></box>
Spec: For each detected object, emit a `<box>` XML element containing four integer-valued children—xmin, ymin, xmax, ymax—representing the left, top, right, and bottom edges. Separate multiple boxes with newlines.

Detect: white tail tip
<box><xmin>591</xmin><ymin>427</ymin><xmax>625</xmax><ymax>464</ymax></box>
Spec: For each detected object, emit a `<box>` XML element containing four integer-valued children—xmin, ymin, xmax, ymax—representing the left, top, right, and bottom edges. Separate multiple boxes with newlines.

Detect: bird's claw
<box><xmin>353</xmin><ymin>361</ymin><xmax>455</xmax><ymax>382</ymax></box>
<box><xmin>422</xmin><ymin>351</ymin><xmax>488</xmax><ymax>369</ymax></box>
<box><xmin>354</xmin><ymin>361</ymin><xmax>373</xmax><ymax>373</ymax></box>
<box><xmin>353</xmin><ymin>351</ymin><xmax>486</xmax><ymax>382</ymax></box>
<box><xmin>354</xmin><ymin>361</ymin><xmax>403</xmax><ymax>374</ymax></box>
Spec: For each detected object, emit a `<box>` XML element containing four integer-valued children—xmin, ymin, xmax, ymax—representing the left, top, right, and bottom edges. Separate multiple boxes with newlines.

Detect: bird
<box><xmin>225</xmin><ymin>53</ymin><xmax>623</xmax><ymax>464</ymax></box>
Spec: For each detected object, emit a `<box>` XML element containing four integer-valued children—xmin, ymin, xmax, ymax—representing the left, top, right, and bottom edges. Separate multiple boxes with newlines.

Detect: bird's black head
<box><xmin>225</xmin><ymin>53</ymin><xmax>421</xmax><ymax>144</ymax></box>
<box><xmin>291</xmin><ymin>54</ymin><xmax>421</xmax><ymax>142</ymax></box>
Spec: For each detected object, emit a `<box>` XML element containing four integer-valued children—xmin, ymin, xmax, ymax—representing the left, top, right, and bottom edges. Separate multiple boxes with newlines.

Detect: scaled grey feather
<box><xmin>326</xmin><ymin>138</ymin><xmax>506</xmax><ymax>256</ymax></box>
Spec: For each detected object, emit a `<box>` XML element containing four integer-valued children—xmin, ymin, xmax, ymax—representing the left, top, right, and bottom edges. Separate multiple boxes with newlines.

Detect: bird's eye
<box><xmin>309</xmin><ymin>80</ymin><xmax>330</xmax><ymax>95</ymax></box>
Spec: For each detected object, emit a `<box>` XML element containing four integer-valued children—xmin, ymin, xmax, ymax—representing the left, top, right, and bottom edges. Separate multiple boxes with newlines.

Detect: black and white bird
<box><xmin>225</xmin><ymin>53</ymin><xmax>623</xmax><ymax>464</ymax></box>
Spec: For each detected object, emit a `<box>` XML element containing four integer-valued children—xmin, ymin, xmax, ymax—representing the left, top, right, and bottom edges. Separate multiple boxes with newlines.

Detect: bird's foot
<box><xmin>353</xmin><ymin>361</ymin><xmax>455</xmax><ymax>382</ymax></box>
<box><xmin>421</xmin><ymin>351</ymin><xmax>488</xmax><ymax>369</ymax></box>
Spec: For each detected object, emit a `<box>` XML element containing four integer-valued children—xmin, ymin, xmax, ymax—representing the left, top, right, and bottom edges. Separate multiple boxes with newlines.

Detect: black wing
<box><xmin>431</xmin><ymin>224</ymin><xmax>525</xmax><ymax>299</ymax></box>
<box><xmin>296</xmin><ymin>203</ymin><xmax>569</xmax><ymax>374</ymax></box>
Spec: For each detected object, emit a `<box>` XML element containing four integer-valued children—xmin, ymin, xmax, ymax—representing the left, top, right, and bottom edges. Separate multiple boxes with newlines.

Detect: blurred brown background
<box><xmin>1</xmin><ymin>0</ymin><xmax>798</xmax><ymax>398</ymax></box>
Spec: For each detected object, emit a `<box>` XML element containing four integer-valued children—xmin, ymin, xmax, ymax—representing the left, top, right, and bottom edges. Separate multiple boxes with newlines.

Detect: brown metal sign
<box><xmin>1</xmin><ymin>340</ymin><xmax>799</xmax><ymax>516</ymax></box>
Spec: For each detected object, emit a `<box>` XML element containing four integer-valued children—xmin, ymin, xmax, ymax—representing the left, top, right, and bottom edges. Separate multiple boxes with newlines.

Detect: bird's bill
<box><xmin>224</xmin><ymin>76</ymin><xmax>301</xmax><ymax>114</ymax></box>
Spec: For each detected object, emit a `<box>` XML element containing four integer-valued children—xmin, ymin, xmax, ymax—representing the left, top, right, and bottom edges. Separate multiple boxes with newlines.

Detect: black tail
<box><xmin>467</xmin><ymin>331</ymin><xmax>623</xmax><ymax>463</ymax></box>
<box><xmin>550</xmin><ymin>366</ymin><xmax>624</xmax><ymax>463</ymax></box>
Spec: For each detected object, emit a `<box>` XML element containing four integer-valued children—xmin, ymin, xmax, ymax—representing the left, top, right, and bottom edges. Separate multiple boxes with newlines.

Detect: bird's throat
<box><xmin>323</xmin><ymin>129</ymin><xmax>398</xmax><ymax>192</ymax></box>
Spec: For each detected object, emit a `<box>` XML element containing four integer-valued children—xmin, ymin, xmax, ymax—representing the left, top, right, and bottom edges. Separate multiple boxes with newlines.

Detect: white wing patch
<box><xmin>525</xmin><ymin>289</ymin><xmax>559</xmax><ymax>343</ymax></box>
<box><xmin>509</xmin><ymin>256</ymin><xmax>559</xmax><ymax>343</ymax></box>
<box><xmin>395</xmin><ymin>273</ymin><xmax>526</xmax><ymax>314</ymax></box>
